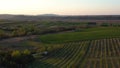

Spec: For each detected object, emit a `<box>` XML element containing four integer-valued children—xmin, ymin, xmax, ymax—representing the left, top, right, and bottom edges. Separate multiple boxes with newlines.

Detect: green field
<box><xmin>39</xmin><ymin>27</ymin><xmax>120</xmax><ymax>43</ymax></box>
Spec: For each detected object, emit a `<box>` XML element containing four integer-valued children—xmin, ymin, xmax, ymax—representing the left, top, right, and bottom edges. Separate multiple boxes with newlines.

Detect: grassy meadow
<box><xmin>39</xmin><ymin>27</ymin><xmax>120</xmax><ymax>43</ymax></box>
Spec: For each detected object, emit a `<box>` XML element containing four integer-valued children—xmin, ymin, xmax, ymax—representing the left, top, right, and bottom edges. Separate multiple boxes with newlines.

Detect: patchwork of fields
<box><xmin>1</xmin><ymin>21</ymin><xmax>120</xmax><ymax>68</ymax></box>
<box><xmin>29</xmin><ymin>38</ymin><xmax>120</xmax><ymax>68</ymax></box>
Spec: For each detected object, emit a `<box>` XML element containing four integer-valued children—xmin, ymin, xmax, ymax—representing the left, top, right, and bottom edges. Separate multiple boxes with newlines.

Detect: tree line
<box><xmin>0</xmin><ymin>49</ymin><xmax>34</xmax><ymax>68</ymax></box>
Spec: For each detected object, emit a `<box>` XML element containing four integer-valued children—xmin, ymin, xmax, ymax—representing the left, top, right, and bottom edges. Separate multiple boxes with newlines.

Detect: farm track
<box><xmin>31</xmin><ymin>38</ymin><xmax>120</xmax><ymax>68</ymax></box>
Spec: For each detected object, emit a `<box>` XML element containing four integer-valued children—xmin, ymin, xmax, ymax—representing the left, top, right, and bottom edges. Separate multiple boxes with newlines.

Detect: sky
<box><xmin>0</xmin><ymin>0</ymin><xmax>120</xmax><ymax>15</ymax></box>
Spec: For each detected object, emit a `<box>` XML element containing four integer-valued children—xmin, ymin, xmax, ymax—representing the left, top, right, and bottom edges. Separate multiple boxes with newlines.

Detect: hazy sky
<box><xmin>0</xmin><ymin>0</ymin><xmax>120</xmax><ymax>15</ymax></box>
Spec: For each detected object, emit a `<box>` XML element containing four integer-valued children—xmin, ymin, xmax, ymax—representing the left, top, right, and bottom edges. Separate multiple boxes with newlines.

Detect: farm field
<box><xmin>27</xmin><ymin>27</ymin><xmax>120</xmax><ymax>68</ymax></box>
<box><xmin>0</xmin><ymin>0</ymin><xmax>120</xmax><ymax>67</ymax></box>
<box><xmin>29</xmin><ymin>38</ymin><xmax>120</xmax><ymax>68</ymax></box>
<box><xmin>0</xmin><ymin>19</ymin><xmax>120</xmax><ymax>68</ymax></box>
<box><xmin>39</xmin><ymin>27</ymin><xmax>120</xmax><ymax>43</ymax></box>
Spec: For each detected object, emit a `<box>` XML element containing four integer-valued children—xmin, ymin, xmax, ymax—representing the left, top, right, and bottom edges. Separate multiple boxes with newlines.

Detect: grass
<box><xmin>39</xmin><ymin>27</ymin><xmax>120</xmax><ymax>43</ymax></box>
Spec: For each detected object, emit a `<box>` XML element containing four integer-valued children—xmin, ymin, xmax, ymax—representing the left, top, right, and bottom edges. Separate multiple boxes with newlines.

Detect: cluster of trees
<box><xmin>0</xmin><ymin>25</ymin><xmax>38</xmax><ymax>39</ymax></box>
<box><xmin>11</xmin><ymin>25</ymin><xmax>37</xmax><ymax>37</ymax></box>
<box><xmin>0</xmin><ymin>49</ymin><xmax>35</xmax><ymax>68</ymax></box>
<box><xmin>39</xmin><ymin>26</ymin><xmax>76</xmax><ymax>34</ymax></box>
<box><xmin>100</xmin><ymin>23</ymin><xmax>120</xmax><ymax>27</ymax></box>
<box><xmin>0</xmin><ymin>25</ymin><xmax>80</xmax><ymax>40</ymax></box>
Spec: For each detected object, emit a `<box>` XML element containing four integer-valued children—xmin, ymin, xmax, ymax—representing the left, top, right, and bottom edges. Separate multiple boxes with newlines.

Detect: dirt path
<box><xmin>0</xmin><ymin>35</ymin><xmax>38</xmax><ymax>43</ymax></box>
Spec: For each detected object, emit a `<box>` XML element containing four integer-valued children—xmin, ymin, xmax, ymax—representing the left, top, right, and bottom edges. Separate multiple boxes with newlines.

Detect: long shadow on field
<box><xmin>28</xmin><ymin>61</ymin><xmax>55</xmax><ymax>68</ymax></box>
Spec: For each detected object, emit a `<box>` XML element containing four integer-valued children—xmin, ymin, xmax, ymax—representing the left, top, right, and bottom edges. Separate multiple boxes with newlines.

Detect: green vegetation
<box><xmin>1</xmin><ymin>20</ymin><xmax>120</xmax><ymax>68</ymax></box>
<box><xmin>40</xmin><ymin>27</ymin><xmax>120</xmax><ymax>43</ymax></box>
<box><xmin>29</xmin><ymin>38</ymin><xmax>120</xmax><ymax>68</ymax></box>
<box><xmin>0</xmin><ymin>50</ymin><xmax>34</xmax><ymax>68</ymax></box>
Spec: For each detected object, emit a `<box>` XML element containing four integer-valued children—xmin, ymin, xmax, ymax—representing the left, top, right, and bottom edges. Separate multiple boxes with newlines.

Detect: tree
<box><xmin>0</xmin><ymin>29</ymin><xmax>6</xmax><ymax>39</ymax></box>
<box><xmin>23</xmin><ymin>49</ymin><xmax>31</xmax><ymax>55</ymax></box>
<box><xmin>11</xmin><ymin>50</ymin><xmax>21</xmax><ymax>58</ymax></box>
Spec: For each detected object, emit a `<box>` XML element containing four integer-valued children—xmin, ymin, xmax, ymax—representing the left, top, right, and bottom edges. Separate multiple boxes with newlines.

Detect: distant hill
<box><xmin>0</xmin><ymin>14</ymin><xmax>120</xmax><ymax>21</ymax></box>
<box><xmin>0</xmin><ymin>14</ymin><xmax>15</xmax><ymax>19</ymax></box>
<box><xmin>38</xmin><ymin>14</ymin><xmax>60</xmax><ymax>16</ymax></box>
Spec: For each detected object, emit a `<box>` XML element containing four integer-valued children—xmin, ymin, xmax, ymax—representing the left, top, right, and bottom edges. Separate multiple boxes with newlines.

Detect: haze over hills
<box><xmin>0</xmin><ymin>14</ymin><xmax>120</xmax><ymax>21</ymax></box>
<box><xmin>38</xmin><ymin>14</ymin><xmax>60</xmax><ymax>16</ymax></box>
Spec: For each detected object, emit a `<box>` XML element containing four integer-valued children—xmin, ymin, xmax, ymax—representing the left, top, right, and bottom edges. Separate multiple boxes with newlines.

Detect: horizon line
<box><xmin>0</xmin><ymin>13</ymin><xmax>120</xmax><ymax>16</ymax></box>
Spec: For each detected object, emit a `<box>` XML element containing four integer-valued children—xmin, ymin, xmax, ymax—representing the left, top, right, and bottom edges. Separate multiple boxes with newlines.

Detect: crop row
<box><xmin>29</xmin><ymin>38</ymin><xmax>120</xmax><ymax>68</ymax></box>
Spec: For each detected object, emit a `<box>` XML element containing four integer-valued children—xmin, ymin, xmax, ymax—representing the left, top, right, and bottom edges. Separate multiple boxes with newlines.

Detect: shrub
<box><xmin>0</xmin><ymin>50</ymin><xmax>35</xmax><ymax>68</ymax></box>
